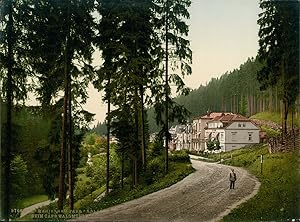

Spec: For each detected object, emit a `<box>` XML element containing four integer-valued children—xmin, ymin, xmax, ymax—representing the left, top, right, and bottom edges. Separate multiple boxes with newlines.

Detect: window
<box><xmin>243</xmin><ymin>123</ymin><xmax>246</xmax><ymax>127</ymax></box>
<box><xmin>238</xmin><ymin>123</ymin><xmax>241</xmax><ymax>127</ymax></box>
<box><xmin>248</xmin><ymin>133</ymin><xmax>252</xmax><ymax>141</ymax></box>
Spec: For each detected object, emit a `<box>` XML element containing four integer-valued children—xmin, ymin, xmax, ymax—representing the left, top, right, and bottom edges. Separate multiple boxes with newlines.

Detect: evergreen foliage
<box><xmin>257</xmin><ymin>0</ymin><xmax>299</xmax><ymax>134</ymax></box>
<box><xmin>147</xmin><ymin>57</ymin><xmax>268</xmax><ymax>132</ymax></box>
<box><xmin>10</xmin><ymin>155</ymin><xmax>28</xmax><ymax>207</ymax></box>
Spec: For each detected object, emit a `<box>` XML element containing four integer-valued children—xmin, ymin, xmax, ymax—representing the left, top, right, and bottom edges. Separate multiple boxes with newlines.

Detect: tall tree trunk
<box><xmin>281</xmin><ymin>101</ymin><xmax>284</xmax><ymax>142</ymax></box>
<box><xmin>4</xmin><ymin>1</ymin><xmax>13</xmax><ymax>220</ymax></box>
<box><xmin>139</xmin><ymin>85</ymin><xmax>146</xmax><ymax>171</ymax></box>
<box><xmin>231</xmin><ymin>96</ymin><xmax>233</xmax><ymax>113</ymax></box>
<box><xmin>269</xmin><ymin>88</ymin><xmax>273</xmax><ymax>112</ymax></box>
<box><xmin>106</xmin><ymin>76</ymin><xmax>111</xmax><ymax>195</ymax></box>
<box><xmin>67</xmin><ymin>75</ymin><xmax>73</xmax><ymax>209</ymax></box>
<box><xmin>130</xmin><ymin>156</ymin><xmax>137</xmax><ymax>187</ymax></box>
<box><xmin>58</xmin><ymin>60</ymin><xmax>68</xmax><ymax>210</ymax></box>
<box><xmin>233</xmin><ymin>94</ymin><xmax>235</xmax><ymax>113</ymax></box>
<box><xmin>292</xmin><ymin>108</ymin><xmax>295</xmax><ymax>150</ymax></box>
<box><xmin>250</xmin><ymin>94</ymin><xmax>253</xmax><ymax>115</ymax></box>
<box><xmin>275</xmin><ymin>86</ymin><xmax>278</xmax><ymax>112</ymax></box>
<box><xmin>221</xmin><ymin>96</ymin><xmax>224</xmax><ymax>111</ymax></box>
<box><xmin>121</xmin><ymin>152</ymin><xmax>124</xmax><ymax>189</ymax></box>
<box><xmin>134</xmin><ymin>87</ymin><xmax>140</xmax><ymax>184</ymax></box>
<box><xmin>283</xmin><ymin>100</ymin><xmax>288</xmax><ymax>136</ymax></box>
<box><xmin>58</xmin><ymin>0</ymin><xmax>70</xmax><ymax>209</ymax></box>
<box><xmin>247</xmin><ymin>94</ymin><xmax>251</xmax><ymax>116</ymax></box>
<box><xmin>134</xmin><ymin>159</ymin><xmax>137</xmax><ymax>185</ymax></box>
<box><xmin>165</xmin><ymin>0</ymin><xmax>169</xmax><ymax>174</ymax></box>
<box><xmin>65</xmin><ymin>0</ymin><xmax>73</xmax><ymax>208</ymax></box>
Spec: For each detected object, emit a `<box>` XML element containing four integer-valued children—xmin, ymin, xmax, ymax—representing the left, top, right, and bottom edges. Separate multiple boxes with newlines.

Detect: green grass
<box><xmin>218</xmin><ymin>144</ymin><xmax>300</xmax><ymax>221</ymax></box>
<box><xmin>251</xmin><ymin>111</ymin><xmax>299</xmax><ymax>126</ymax></box>
<box><xmin>74</xmin><ymin>185</ymin><xmax>106</xmax><ymax>209</ymax></box>
<box><xmin>16</xmin><ymin>195</ymin><xmax>48</xmax><ymax>209</ymax></box>
<box><xmin>79</xmin><ymin>161</ymin><xmax>194</xmax><ymax>212</ymax></box>
<box><xmin>76</xmin><ymin>172</ymin><xmax>89</xmax><ymax>183</ymax></box>
<box><xmin>25</xmin><ymin>160</ymin><xmax>194</xmax><ymax>221</ymax></box>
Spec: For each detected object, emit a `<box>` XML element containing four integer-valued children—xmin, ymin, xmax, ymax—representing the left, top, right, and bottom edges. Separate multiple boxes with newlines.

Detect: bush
<box><xmin>11</xmin><ymin>155</ymin><xmax>28</xmax><ymax>206</ymax></box>
<box><xmin>76</xmin><ymin>167</ymin><xmax>85</xmax><ymax>174</ymax></box>
<box><xmin>169</xmin><ymin>150</ymin><xmax>190</xmax><ymax>163</ymax></box>
<box><xmin>74</xmin><ymin>179</ymin><xmax>96</xmax><ymax>201</ymax></box>
<box><xmin>85</xmin><ymin>164</ymin><xmax>93</xmax><ymax>177</ymax></box>
<box><xmin>261</xmin><ymin>126</ymin><xmax>280</xmax><ymax>138</ymax></box>
<box><xmin>76</xmin><ymin>162</ymin><xmax>194</xmax><ymax>212</ymax></box>
<box><xmin>145</xmin><ymin>156</ymin><xmax>165</xmax><ymax>184</ymax></box>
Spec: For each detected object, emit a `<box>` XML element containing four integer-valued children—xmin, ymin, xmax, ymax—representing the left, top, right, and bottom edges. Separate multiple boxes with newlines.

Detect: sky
<box><xmin>84</xmin><ymin>0</ymin><xmax>261</xmax><ymax>125</ymax></box>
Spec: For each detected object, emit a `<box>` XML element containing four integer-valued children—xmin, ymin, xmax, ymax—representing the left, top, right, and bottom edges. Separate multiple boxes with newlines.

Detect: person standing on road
<box><xmin>229</xmin><ymin>169</ymin><xmax>236</xmax><ymax>189</ymax></box>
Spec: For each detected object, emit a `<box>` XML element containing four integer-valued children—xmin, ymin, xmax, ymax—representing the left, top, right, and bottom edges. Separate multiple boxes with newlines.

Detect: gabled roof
<box><xmin>210</xmin><ymin>114</ymin><xmax>250</xmax><ymax>123</ymax></box>
<box><xmin>194</xmin><ymin>112</ymin><xmax>233</xmax><ymax>120</ymax></box>
<box><xmin>206</xmin><ymin>113</ymin><xmax>259</xmax><ymax>129</ymax></box>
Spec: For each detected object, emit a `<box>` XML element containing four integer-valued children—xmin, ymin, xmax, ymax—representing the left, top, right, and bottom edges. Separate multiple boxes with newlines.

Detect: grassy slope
<box><xmin>217</xmin><ymin>145</ymin><xmax>300</xmax><ymax>221</ymax></box>
<box><xmin>250</xmin><ymin>111</ymin><xmax>300</xmax><ymax>126</ymax></box>
<box><xmin>16</xmin><ymin>195</ymin><xmax>48</xmax><ymax>209</ymax></box>
<box><xmin>205</xmin><ymin>112</ymin><xmax>300</xmax><ymax>221</ymax></box>
<box><xmin>80</xmin><ymin>161</ymin><xmax>194</xmax><ymax>211</ymax></box>
<box><xmin>74</xmin><ymin>185</ymin><xmax>106</xmax><ymax>209</ymax></box>
<box><xmin>20</xmin><ymin>160</ymin><xmax>194</xmax><ymax>221</ymax></box>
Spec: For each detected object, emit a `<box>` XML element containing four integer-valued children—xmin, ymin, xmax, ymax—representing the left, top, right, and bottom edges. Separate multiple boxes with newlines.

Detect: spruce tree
<box><xmin>257</xmin><ymin>0</ymin><xmax>299</xmax><ymax>135</ymax></box>
<box><xmin>153</xmin><ymin>0</ymin><xmax>192</xmax><ymax>173</ymax></box>
<box><xmin>21</xmin><ymin>0</ymin><xmax>95</xmax><ymax>209</ymax></box>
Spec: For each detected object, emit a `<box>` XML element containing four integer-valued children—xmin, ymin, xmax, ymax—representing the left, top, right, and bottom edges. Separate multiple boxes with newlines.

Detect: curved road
<box><xmin>73</xmin><ymin>159</ymin><xmax>260</xmax><ymax>222</ymax></box>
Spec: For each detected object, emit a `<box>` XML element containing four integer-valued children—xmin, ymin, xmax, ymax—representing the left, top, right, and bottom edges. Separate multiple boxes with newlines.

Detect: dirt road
<box><xmin>73</xmin><ymin>160</ymin><xmax>260</xmax><ymax>222</ymax></box>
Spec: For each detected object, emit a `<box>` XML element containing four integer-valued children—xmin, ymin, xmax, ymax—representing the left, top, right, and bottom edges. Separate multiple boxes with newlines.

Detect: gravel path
<box><xmin>73</xmin><ymin>160</ymin><xmax>260</xmax><ymax>222</ymax></box>
<box><xmin>20</xmin><ymin>198</ymin><xmax>57</xmax><ymax>218</ymax></box>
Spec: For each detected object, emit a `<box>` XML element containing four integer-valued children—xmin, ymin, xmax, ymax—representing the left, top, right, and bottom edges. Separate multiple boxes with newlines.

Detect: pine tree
<box><xmin>0</xmin><ymin>0</ymin><xmax>30</xmax><ymax>219</ymax></box>
<box><xmin>21</xmin><ymin>0</ymin><xmax>95</xmax><ymax>209</ymax></box>
<box><xmin>95</xmin><ymin>0</ymin><xmax>162</xmax><ymax>188</ymax></box>
<box><xmin>153</xmin><ymin>0</ymin><xmax>192</xmax><ymax>173</ymax></box>
<box><xmin>257</xmin><ymin>0</ymin><xmax>299</xmax><ymax>135</ymax></box>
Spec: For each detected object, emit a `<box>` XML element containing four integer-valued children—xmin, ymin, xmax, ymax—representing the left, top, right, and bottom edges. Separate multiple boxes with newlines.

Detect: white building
<box><xmin>204</xmin><ymin>113</ymin><xmax>260</xmax><ymax>152</ymax></box>
<box><xmin>169</xmin><ymin>123</ymin><xmax>193</xmax><ymax>151</ymax></box>
<box><xmin>192</xmin><ymin>112</ymin><xmax>233</xmax><ymax>152</ymax></box>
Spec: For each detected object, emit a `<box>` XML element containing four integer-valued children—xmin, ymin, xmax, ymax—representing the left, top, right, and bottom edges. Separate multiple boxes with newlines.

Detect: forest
<box><xmin>0</xmin><ymin>0</ymin><xmax>299</xmax><ymax>221</ymax></box>
<box><xmin>1</xmin><ymin>0</ymin><xmax>192</xmax><ymax>220</ymax></box>
<box><xmin>95</xmin><ymin>56</ymin><xmax>299</xmax><ymax>133</ymax></box>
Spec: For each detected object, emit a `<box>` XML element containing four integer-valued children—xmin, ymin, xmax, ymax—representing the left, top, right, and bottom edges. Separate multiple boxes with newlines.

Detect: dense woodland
<box><xmin>94</xmin><ymin>56</ymin><xmax>299</xmax><ymax>133</ymax></box>
<box><xmin>0</xmin><ymin>0</ymin><xmax>299</xmax><ymax>221</ymax></box>
<box><xmin>1</xmin><ymin>0</ymin><xmax>192</xmax><ymax>219</ymax></box>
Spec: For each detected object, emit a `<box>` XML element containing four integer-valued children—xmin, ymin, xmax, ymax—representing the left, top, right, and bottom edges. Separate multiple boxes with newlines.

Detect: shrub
<box><xmin>76</xmin><ymin>168</ymin><xmax>85</xmax><ymax>174</ymax></box>
<box><xmin>85</xmin><ymin>164</ymin><xmax>93</xmax><ymax>177</ymax></box>
<box><xmin>11</xmin><ymin>155</ymin><xmax>28</xmax><ymax>206</ymax></box>
<box><xmin>261</xmin><ymin>126</ymin><xmax>280</xmax><ymax>138</ymax></box>
<box><xmin>144</xmin><ymin>156</ymin><xmax>165</xmax><ymax>184</ymax></box>
<box><xmin>74</xmin><ymin>179</ymin><xmax>96</xmax><ymax>201</ymax></box>
<box><xmin>170</xmin><ymin>150</ymin><xmax>190</xmax><ymax>163</ymax></box>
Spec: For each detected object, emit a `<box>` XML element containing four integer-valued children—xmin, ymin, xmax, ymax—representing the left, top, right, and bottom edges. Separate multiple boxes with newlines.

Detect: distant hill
<box><xmin>92</xmin><ymin>57</ymin><xmax>285</xmax><ymax>134</ymax></box>
<box><xmin>148</xmin><ymin>57</ymin><xmax>283</xmax><ymax>133</ymax></box>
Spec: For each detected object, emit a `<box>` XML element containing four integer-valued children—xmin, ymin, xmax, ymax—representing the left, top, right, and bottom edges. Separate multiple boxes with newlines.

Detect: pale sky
<box><xmin>85</xmin><ymin>0</ymin><xmax>261</xmax><ymax>125</ymax></box>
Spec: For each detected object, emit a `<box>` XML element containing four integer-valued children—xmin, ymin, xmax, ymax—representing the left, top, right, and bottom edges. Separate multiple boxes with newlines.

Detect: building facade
<box><xmin>169</xmin><ymin>112</ymin><xmax>260</xmax><ymax>153</ymax></box>
<box><xmin>204</xmin><ymin>114</ymin><xmax>260</xmax><ymax>152</ymax></box>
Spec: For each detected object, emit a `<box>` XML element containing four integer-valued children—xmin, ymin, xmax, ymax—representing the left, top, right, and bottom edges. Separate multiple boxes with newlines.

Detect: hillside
<box><xmin>148</xmin><ymin>57</ymin><xmax>287</xmax><ymax>133</ymax></box>
<box><xmin>92</xmin><ymin>57</ymin><xmax>299</xmax><ymax>134</ymax></box>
